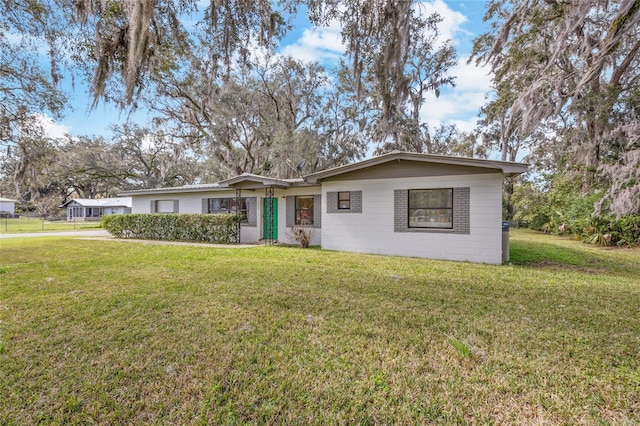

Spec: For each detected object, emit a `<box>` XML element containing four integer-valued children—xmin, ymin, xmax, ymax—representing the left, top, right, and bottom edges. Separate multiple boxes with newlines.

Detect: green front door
<box><xmin>263</xmin><ymin>198</ymin><xmax>278</xmax><ymax>240</ymax></box>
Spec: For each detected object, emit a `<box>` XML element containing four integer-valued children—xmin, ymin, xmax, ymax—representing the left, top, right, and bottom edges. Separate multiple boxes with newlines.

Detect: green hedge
<box><xmin>102</xmin><ymin>214</ymin><xmax>239</xmax><ymax>244</ymax></box>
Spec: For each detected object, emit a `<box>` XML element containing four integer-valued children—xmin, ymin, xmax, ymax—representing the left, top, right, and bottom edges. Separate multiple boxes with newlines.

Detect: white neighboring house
<box><xmin>61</xmin><ymin>197</ymin><xmax>132</xmax><ymax>221</ymax></box>
<box><xmin>0</xmin><ymin>197</ymin><xmax>17</xmax><ymax>217</ymax></box>
<box><xmin>120</xmin><ymin>152</ymin><xmax>528</xmax><ymax>264</ymax></box>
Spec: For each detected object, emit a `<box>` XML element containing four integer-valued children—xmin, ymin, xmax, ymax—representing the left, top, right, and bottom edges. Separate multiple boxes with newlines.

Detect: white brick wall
<box><xmin>321</xmin><ymin>174</ymin><xmax>504</xmax><ymax>264</ymax></box>
<box><xmin>128</xmin><ymin>173</ymin><xmax>504</xmax><ymax>262</ymax></box>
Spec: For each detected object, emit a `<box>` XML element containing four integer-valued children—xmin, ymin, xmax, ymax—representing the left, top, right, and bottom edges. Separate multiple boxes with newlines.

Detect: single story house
<box><xmin>120</xmin><ymin>152</ymin><xmax>528</xmax><ymax>264</ymax></box>
<box><xmin>0</xmin><ymin>197</ymin><xmax>17</xmax><ymax>217</ymax></box>
<box><xmin>61</xmin><ymin>197</ymin><xmax>132</xmax><ymax>221</ymax></box>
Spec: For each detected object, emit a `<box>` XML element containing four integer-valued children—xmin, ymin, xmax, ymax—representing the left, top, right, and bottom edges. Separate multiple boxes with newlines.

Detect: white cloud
<box><xmin>415</xmin><ymin>0</ymin><xmax>468</xmax><ymax>47</ymax></box>
<box><xmin>450</xmin><ymin>57</ymin><xmax>493</xmax><ymax>91</ymax></box>
<box><xmin>36</xmin><ymin>114</ymin><xmax>70</xmax><ymax>139</ymax></box>
<box><xmin>280</xmin><ymin>20</ymin><xmax>344</xmax><ymax>63</ymax></box>
<box><xmin>420</xmin><ymin>57</ymin><xmax>493</xmax><ymax>132</ymax></box>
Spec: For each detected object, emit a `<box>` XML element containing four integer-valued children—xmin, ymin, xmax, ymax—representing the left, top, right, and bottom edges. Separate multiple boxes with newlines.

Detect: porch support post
<box><xmin>264</xmin><ymin>186</ymin><xmax>275</xmax><ymax>246</ymax></box>
<box><xmin>235</xmin><ymin>189</ymin><xmax>242</xmax><ymax>243</ymax></box>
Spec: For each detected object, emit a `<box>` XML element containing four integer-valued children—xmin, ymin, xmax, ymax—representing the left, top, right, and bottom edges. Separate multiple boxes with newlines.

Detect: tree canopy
<box><xmin>472</xmin><ymin>0</ymin><xmax>640</xmax><ymax>215</ymax></box>
<box><xmin>2</xmin><ymin>0</ymin><xmax>460</xmax><ymax>203</ymax></box>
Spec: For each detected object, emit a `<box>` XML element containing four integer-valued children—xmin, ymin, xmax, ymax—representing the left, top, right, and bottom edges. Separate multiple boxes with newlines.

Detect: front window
<box><xmin>338</xmin><ymin>192</ymin><xmax>351</xmax><ymax>210</ymax></box>
<box><xmin>156</xmin><ymin>200</ymin><xmax>176</xmax><ymax>213</ymax></box>
<box><xmin>207</xmin><ymin>198</ymin><xmax>248</xmax><ymax>222</ymax></box>
<box><xmin>408</xmin><ymin>189</ymin><xmax>453</xmax><ymax>229</ymax></box>
<box><xmin>295</xmin><ymin>196</ymin><xmax>314</xmax><ymax>225</ymax></box>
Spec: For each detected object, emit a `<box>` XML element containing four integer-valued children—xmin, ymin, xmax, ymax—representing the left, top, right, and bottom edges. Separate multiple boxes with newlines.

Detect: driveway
<box><xmin>0</xmin><ymin>230</ymin><xmax>111</xmax><ymax>239</ymax></box>
<box><xmin>0</xmin><ymin>230</ymin><xmax>258</xmax><ymax>248</ymax></box>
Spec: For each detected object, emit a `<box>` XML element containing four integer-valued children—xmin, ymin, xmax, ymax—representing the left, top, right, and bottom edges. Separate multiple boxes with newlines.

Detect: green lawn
<box><xmin>1</xmin><ymin>230</ymin><xmax>638</xmax><ymax>424</ymax></box>
<box><xmin>0</xmin><ymin>217</ymin><xmax>102</xmax><ymax>233</ymax></box>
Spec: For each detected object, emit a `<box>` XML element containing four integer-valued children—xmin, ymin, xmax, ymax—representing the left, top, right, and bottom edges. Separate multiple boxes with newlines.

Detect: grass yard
<box><xmin>0</xmin><ymin>217</ymin><xmax>102</xmax><ymax>233</ymax></box>
<box><xmin>0</xmin><ymin>229</ymin><xmax>638</xmax><ymax>424</ymax></box>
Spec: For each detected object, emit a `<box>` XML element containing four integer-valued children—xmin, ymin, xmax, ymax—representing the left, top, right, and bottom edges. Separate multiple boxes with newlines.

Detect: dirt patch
<box><xmin>522</xmin><ymin>260</ymin><xmax>605</xmax><ymax>275</ymax></box>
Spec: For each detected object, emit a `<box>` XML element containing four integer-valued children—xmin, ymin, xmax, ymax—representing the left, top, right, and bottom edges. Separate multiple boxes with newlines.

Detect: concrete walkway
<box><xmin>0</xmin><ymin>230</ymin><xmax>111</xmax><ymax>239</ymax></box>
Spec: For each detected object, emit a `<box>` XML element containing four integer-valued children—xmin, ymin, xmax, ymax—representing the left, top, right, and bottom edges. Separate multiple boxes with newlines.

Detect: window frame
<box><xmin>337</xmin><ymin>191</ymin><xmax>351</xmax><ymax>210</ymax></box>
<box><xmin>207</xmin><ymin>197</ymin><xmax>248</xmax><ymax>223</ymax></box>
<box><xmin>155</xmin><ymin>200</ymin><xmax>176</xmax><ymax>214</ymax></box>
<box><xmin>408</xmin><ymin>188</ymin><xmax>453</xmax><ymax>229</ymax></box>
<box><xmin>295</xmin><ymin>195</ymin><xmax>314</xmax><ymax>226</ymax></box>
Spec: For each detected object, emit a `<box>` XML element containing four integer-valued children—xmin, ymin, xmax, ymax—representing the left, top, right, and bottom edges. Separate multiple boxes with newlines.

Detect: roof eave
<box><xmin>305</xmin><ymin>152</ymin><xmax>529</xmax><ymax>182</ymax></box>
<box><xmin>118</xmin><ymin>186</ymin><xmax>222</xmax><ymax>196</ymax></box>
<box><xmin>218</xmin><ymin>174</ymin><xmax>293</xmax><ymax>189</ymax></box>
<box><xmin>219</xmin><ymin>180</ymin><xmax>291</xmax><ymax>189</ymax></box>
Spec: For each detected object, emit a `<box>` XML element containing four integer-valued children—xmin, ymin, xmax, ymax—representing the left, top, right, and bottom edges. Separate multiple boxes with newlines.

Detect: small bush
<box><xmin>102</xmin><ymin>213</ymin><xmax>239</xmax><ymax>244</ymax></box>
<box><xmin>288</xmin><ymin>225</ymin><xmax>315</xmax><ymax>248</ymax></box>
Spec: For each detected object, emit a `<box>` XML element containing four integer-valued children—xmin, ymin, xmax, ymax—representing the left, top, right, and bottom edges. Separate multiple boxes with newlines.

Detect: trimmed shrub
<box><xmin>102</xmin><ymin>213</ymin><xmax>239</xmax><ymax>244</ymax></box>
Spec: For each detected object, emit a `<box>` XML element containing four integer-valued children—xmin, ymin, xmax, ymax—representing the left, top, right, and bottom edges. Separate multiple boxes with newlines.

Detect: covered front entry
<box><xmin>263</xmin><ymin>197</ymin><xmax>278</xmax><ymax>242</ymax></box>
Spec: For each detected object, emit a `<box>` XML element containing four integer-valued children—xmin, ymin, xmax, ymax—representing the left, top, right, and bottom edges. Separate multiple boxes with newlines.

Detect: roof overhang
<box><xmin>304</xmin><ymin>152</ymin><xmax>529</xmax><ymax>183</ymax></box>
<box><xmin>218</xmin><ymin>173</ymin><xmax>293</xmax><ymax>189</ymax></box>
<box><xmin>119</xmin><ymin>184</ymin><xmax>222</xmax><ymax>196</ymax></box>
<box><xmin>118</xmin><ymin>176</ymin><xmax>316</xmax><ymax>197</ymax></box>
<box><xmin>60</xmin><ymin>197</ymin><xmax>132</xmax><ymax>208</ymax></box>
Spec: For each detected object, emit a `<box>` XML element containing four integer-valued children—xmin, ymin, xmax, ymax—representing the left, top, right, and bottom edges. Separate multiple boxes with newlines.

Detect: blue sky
<box><xmin>46</xmin><ymin>1</ymin><xmax>492</xmax><ymax>141</ymax></box>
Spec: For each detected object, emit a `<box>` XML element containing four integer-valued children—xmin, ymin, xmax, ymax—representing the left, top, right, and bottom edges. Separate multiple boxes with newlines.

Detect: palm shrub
<box><xmin>512</xmin><ymin>177</ymin><xmax>640</xmax><ymax>246</ymax></box>
<box><xmin>581</xmin><ymin>215</ymin><xmax>640</xmax><ymax>246</ymax></box>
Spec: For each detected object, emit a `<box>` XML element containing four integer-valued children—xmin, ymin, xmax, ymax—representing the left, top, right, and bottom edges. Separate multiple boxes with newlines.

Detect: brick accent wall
<box><xmin>394</xmin><ymin>187</ymin><xmax>470</xmax><ymax>234</ymax></box>
<box><xmin>326</xmin><ymin>191</ymin><xmax>362</xmax><ymax>213</ymax></box>
<box><xmin>452</xmin><ymin>188</ymin><xmax>470</xmax><ymax>234</ymax></box>
<box><xmin>393</xmin><ymin>190</ymin><xmax>408</xmax><ymax>232</ymax></box>
<box><xmin>286</xmin><ymin>196</ymin><xmax>295</xmax><ymax>228</ymax></box>
<box><xmin>313</xmin><ymin>194</ymin><xmax>322</xmax><ymax>228</ymax></box>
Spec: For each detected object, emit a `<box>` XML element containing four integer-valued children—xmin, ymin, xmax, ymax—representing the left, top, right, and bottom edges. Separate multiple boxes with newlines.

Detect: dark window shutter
<box><xmin>286</xmin><ymin>196</ymin><xmax>295</xmax><ymax>228</ymax></box>
<box><xmin>452</xmin><ymin>188</ymin><xmax>470</xmax><ymax>235</ymax></box>
<box><xmin>352</xmin><ymin>191</ymin><xmax>362</xmax><ymax>213</ymax></box>
<box><xmin>394</xmin><ymin>190</ymin><xmax>407</xmax><ymax>232</ymax></box>
<box><xmin>313</xmin><ymin>194</ymin><xmax>321</xmax><ymax>228</ymax></box>
<box><xmin>326</xmin><ymin>191</ymin><xmax>337</xmax><ymax>213</ymax></box>
<box><xmin>247</xmin><ymin>197</ymin><xmax>257</xmax><ymax>227</ymax></box>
